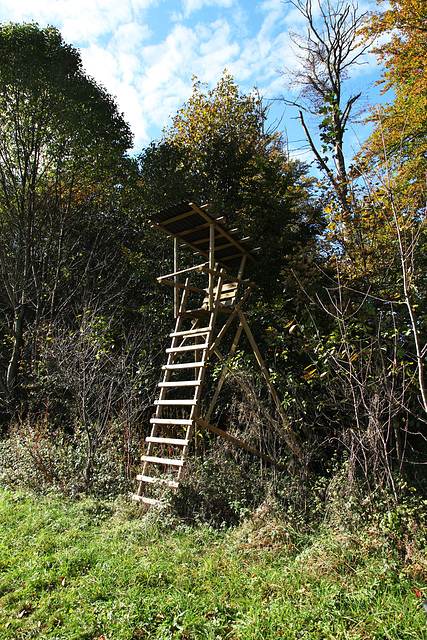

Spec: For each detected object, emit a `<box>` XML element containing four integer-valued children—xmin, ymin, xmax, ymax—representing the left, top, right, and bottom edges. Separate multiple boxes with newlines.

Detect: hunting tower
<box><xmin>133</xmin><ymin>202</ymin><xmax>297</xmax><ymax>507</ymax></box>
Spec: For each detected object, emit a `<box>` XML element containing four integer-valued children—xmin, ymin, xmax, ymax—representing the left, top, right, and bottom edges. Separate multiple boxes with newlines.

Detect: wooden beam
<box><xmin>157</xmin><ymin>262</ymin><xmax>208</xmax><ymax>281</ymax></box>
<box><xmin>157</xmin><ymin>279</ymin><xmax>205</xmax><ymax>294</ymax></box>
<box><xmin>204</xmin><ymin>322</ymin><xmax>243</xmax><ymax>424</ymax></box>
<box><xmin>209</xmin><ymin>223</ymin><xmax>214</xmax><ymax>311</ymax></box>
<box><xmin>237</xmin><ymin>254</ymin><xmax>247</xmax><ymax>281</ymax></box>
<box><xmin>173</xmin><ymin>237</ymin><xmax>179</xmax><ymax>318</ymax></box>
<box><xmin>196</xmin><ymin>418</ymin><xmax>285</xmax><ymax>469</ymax></box>
<box><xmin>154</xmin><ymin>202</ymin><xmax>257</xmax><ymax>264</ymax></box>
<box><xmin>235</xmin><ymin>307</ymin><xmax>305</xmax><ymax>465</ymax></box>
<box><xmin>208</xmin><ymin>286</ymin><xmax>253</xmax><ymax>356</ymax></box>
<box><xmin>200</xmin><ymin>266</ymin><xmax>257</xmax><ymax>288</ymax></box>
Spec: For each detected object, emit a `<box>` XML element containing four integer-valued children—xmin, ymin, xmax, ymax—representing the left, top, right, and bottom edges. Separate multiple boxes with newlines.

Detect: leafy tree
<box><xmin>0</xmin><ymin>22</ymin><xmax>134</xmax><ymax>415</ymax></box>
<box><xmin>361</xmin><ymin>0</ymin><xmax>427</xmax><ymax>206</ymax></box>
<box><xmin>355</xmin><ymin>0</ymin><xmax>427</xmax><ymax>419</ymax></box>
<box><xmin>139</xmin><ymin>74</ymin><xmax>321</xmax><ymax>294</ymax></box>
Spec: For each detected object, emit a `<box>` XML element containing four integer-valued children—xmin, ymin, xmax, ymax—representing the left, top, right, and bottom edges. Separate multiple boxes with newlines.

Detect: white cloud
<box><xmin>0</xmin><ymin>0</ymin><xmax>384</xmax><ymax>153</ymax></box>
<box><xmin>2</xmin><ymin>0</ymin><xmax>157</xmax><ymax>42</ymax></box>
<box><xmin>182</xmin><ymin>0</ymin><xmax>234</xmax><ymax>19</ymax></box>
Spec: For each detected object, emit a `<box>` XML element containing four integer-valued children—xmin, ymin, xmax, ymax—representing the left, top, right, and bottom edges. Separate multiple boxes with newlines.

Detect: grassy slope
<box><xmin>0</xmin><ymin>487</ymin><xmax>426</xmax><ymax>639</ymax></box>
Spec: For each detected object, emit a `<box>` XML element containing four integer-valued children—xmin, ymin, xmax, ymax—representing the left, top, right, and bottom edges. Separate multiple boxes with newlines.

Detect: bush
<box><xmin>170</xmin><ymin>452</ymin><xmax>268</xmax><ymax>527</ymax></box>
<box><xmin>0</xmin><ymin>418</ymin><xmax>142</xmax><ymax>498</ymax></box>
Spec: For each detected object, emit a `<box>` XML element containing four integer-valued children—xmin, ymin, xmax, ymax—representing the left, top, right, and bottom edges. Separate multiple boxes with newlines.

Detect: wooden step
<box><xmin>170</xmin><ymin>328</ymin><xmax>210</xmax><ymax>338</ymax></box>
<box><xmin>154</xmin><ymin>399</ymin><xmax>197</xmax><ymax>406</ymax></box>
<box><xmin>158</xmin><ymin>380</ymin><xmax>201</xmax><ymax>388</ymax></box>
<box><xmin>141</xmin><ymin>455</ymin><xmax>184</xmax><ymax>466</ymax></box>
<box><xmin>136</xmin><ymin>475</ymin><xmax>179</xmax><ymax>488</ymax></box>
<box><xmin>166</xmin><ymin>343</ymin><xmax>208</xmax><ymax>353</ymax></box>
<box><xmin>162</xmin><ymin>362</ymin><xmax>204</xmax><ymax>370</ymax></box>
<box><xmin>180</xmin><ymin>309</ymin><xmax>209</xmax><ymax>319</ymax></box>
<box><xmin>145</xmin><ymin>436</ymin><xmax>189</xmax><ymax>446</ymax></box>
<box><xmin>150</xmin><ymin>418</ymin><xmax>193</xmax><ymax>425</ymax></box>
<box><xmin>132</xmin><ymin>494</ymin><xmax>164</xmax><ymax>506</ymax></box>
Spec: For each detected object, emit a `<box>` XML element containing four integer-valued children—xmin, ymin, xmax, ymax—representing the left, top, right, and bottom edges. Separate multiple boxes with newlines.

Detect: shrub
<box><xmin>0</xmin><ymin>417</ymin><xmax>142</xmax><ymax>498</ymax></box>
<box><xmin>170</xmin><ymin>452</ymin><xmax>268</xmax><ymax>527</ymax></box>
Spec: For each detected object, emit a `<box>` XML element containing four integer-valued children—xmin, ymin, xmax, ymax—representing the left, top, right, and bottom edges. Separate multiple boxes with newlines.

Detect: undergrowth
<box><xmin>0</xmin><ymin>418</ymin><xmax>140</xmax><ymax>498</ymax></box>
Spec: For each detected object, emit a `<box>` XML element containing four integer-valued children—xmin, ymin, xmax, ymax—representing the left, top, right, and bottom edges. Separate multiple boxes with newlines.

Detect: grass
<box><xmin>0</xmin><ymin>486</ymin><xmax>426</xmax><ymax>639</ymax></box>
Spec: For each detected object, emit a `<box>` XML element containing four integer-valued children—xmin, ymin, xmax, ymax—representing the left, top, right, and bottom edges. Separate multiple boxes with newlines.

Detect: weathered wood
<box><xmin>204</xmin><ymin>322</ymin><xmax>243</xmax><ymax>424</ymax></box>
<box><xmin>236</xmin><ymin>307</ymin><xmax>304</xmax><ymax>464</ymax></box>
<box><xmin>136</xmin><ymin>203</ymin><xmax>293</xmax><ymax>507</ymax></box>
<box><xmin>146</xmin><ymin>437</ymin><xmax>189</xmax><ymax>446</ymax></box>
<box><xmin>237</xmin><ymin>254</ymin><xmax>247</xmax><ymax>281</ymax></box>
<box><xmin>200</xmin><ymin>266</ymin><xmax>257</xmax><ymax>288</ymax></box>
<box><xmin>154</xmin><ymin>399</ymin><xmax>198</xmax><ymax>406</ymax></box>
<box><xmin>158</xmin><ymin>380</ymin><xmax>201</xmax><ymax>388</ymax></box>
<box><xmin>208</xmin><ymin>287</ymin><xmax>252</xmax><ymax>356</ymax></box>
<box><xmin>150</xmin><ymin>418</ymin><xmax>193</xmax><ymax>425</ymax></box>
<box><xmin>169</xmin><ymin>327</ymin><xmax>210</xmax><ymax>338</ymax></box>
<box><xmin>158</xmin><ymin>279</ymin><xmax>205</xmax><ymax>294</ymax></box>
<box><xmin>166</xmin><ymin>343</ymin><xmax>208</xmax><ymax>353</ymax></box>
<box><xmin>181</xmin><ymin>306</ymin><xmax>233</xmax><ymax>318</ymax></box>
<box><xmin>209</xmin><ymin>223</ymin><xmax>214</xmax><ymax>310</ymax></box>
<box><xmin>136</xmin><ymin>475</ymin><xmax>179</xmax><ymax>488</ymax></box>
<box><xmin>162</xmin><ymin>361</ymin><xmax>204</xmax><ymax>370</ymax></box>
<box><xmin>141</xmin><ymin>455</ymin><xmax>184</xmax><ymax>466</ymax></box>
<box><xmin>141</xmin><ymin>277</ymin><xmax>191</xmax><ymax>478</ymax></box>
<box><xmin>149</xmin><ymin>201</ymin><xmax>258</xmax><ymax>266</ymax></box>
<box><xmin>158</xmin><ymin>261</ymin><xmax>208</xmax><ymax>281</ymax></box>
<box><xmin>196</xmin><ymin>418</ymin><xmax>285</xmax><ymax>469</ymax></box>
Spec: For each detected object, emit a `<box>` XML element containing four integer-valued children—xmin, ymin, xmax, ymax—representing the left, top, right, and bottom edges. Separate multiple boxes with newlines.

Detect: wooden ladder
<box><xmin>132</xmin><ymin>274</ymin><xmax>224</xmax><ymax>507</ymax></box>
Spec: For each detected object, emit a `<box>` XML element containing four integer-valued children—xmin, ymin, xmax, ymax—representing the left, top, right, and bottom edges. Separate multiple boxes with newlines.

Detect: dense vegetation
<box><xmin>0</xmin><ymin>0</ymin><xmax>426</xmax><ymax>550</ymax></box>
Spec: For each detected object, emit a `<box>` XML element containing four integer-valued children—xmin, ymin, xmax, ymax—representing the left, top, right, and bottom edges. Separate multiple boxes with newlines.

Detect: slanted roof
<box><xmin>149</xmin><ymin>201</ymin><xmax>259</xmax><ymax>269</ymax></box>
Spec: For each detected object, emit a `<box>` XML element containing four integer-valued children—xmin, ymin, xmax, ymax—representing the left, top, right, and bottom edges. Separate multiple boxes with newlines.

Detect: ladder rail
<box><xmin>136</xmin><ymin>268</ymin><xmax>229</xmax><ymax>495</ymax></box>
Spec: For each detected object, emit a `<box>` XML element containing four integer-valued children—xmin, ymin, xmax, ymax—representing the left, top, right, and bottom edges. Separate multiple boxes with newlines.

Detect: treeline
<box><xmin>0</xmin><ymin>0</ymin><xmax>426</xmax><ymax>507</ymax></box>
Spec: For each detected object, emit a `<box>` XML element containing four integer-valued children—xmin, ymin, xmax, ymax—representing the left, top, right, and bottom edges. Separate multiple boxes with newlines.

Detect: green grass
<box><xmin>0</xmin><ymin>487</ymin><xmax>426</xmax><ymax>639</ymax></box>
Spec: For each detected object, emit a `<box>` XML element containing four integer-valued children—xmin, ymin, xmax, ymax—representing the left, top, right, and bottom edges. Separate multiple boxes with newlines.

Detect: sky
<box><xmin>0</xmin><ymin>0</ymin><xmax>387</xmax><ymax>159</ymax></box>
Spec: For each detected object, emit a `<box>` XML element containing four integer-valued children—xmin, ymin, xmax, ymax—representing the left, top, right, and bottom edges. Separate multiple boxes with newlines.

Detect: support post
<box><xmin>204</xmin><ymin>322</ymin><xmax>244</xmax><ymax>424</ymax></box>
<box><xmin>196</xmin><ymin>418</ymin><xmax>285</xmax><ymax>469</ymax></box>
<box><xmin>237</xmin><ymin>254</ymin><xmax>247</xmax><ymax>281</ymax></box>
<box><xmin>236</xmin><ymin>307</ymin><xmax>305</xmax><ymax>465</ymax></box>
<box><xmin>209</xmin><ymin>223</ymin><xmax>214</xmax><ymax>311</ymax></box>
<box><xmin>173</xmin><ymin>237</ymin><xmax>179</xmax><ymax>317</ymax></box>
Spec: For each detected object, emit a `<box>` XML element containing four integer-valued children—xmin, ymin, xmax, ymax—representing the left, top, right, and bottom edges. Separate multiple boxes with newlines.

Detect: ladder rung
<box><xmin>170</xmin><ymin>328</ymin><xmax>210</xmax><ymax>338</ymax></box>
<box><xmin>150</xmin><ymin>418</ymin><xmax>193</xmax><ymax>425</ymax></box>
<box><xmin>146</xmin><ymin>437</ymin><xmax>189</xmax><ymax>446</ymax></box>
<box><xmin>166</xmin><ymin>343</ymin><xmax>208</xmax><ymax>353</ymax></box>
<box><xmin>162</xmin><ymin>362</ymin><xmax>204</xmax><ymax>370</ymax></box>
<box><xmin>136</xmin><ymin>475</ymin><xmax>179</xmax><ymax>488</ymax></box>
<box><xmin>132</xmin><ymin>494</ymin><xmax>164</xmax><ymax>506</ymax></box>
<box><xmin>154</xmin><ymin>399</ymin><xmax>197</xmax><ymax>406</ymax></box>
<box><xmin>141</xmin><ymin>455</ymin><xmax>184</xmax><ymax>466</ymax></box>
<box><xmin>158</xmin><ymin>381</ymin><xmax>201</xmax><ymax>388</ymax></box>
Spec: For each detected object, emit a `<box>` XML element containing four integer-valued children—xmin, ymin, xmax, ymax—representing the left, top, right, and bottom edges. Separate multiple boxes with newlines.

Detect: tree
<box><xmin>280</xmin><ymin>0</ymin><xmax>369</xmax><ymax>219</ymax></box>
<box><xmin>361</xmin><ymin>0</ymin><xmax>427</xmax><ymax>207</ymax></box>
<box><xmin>0</xmin><ymin>23</ymin><xmax>138</xmax><ymax>418</ymax></box>
<box><xmin>139</xmin><ymin>74</ymin><xmax>321</xmax><ymax>294</ymax></box>
<box><xmin>357</xmin><ymin>0</ymin><xmax>427</xmax><ymax>420</ymax></box>
<box><xmin>271</xmin><ymin>1</ymin><xmax>427</xmax><ymax>492</ymax></box>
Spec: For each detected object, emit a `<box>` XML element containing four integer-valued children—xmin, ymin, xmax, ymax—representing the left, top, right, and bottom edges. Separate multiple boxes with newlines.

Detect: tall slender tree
<box><xmin>280</xmin><ymin>0</ymin><xmax>369</xmax><ymax>220</ymax></box>
<box><xmin>0</xmin><ymin>23</ymin><xmax>133</xmax><ymax>414</ymax></box>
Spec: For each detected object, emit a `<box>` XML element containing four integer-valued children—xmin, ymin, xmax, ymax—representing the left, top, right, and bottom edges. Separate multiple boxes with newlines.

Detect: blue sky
<box><xmin>0</xmin><ymin>0</ymin><xmax>386</xmax><ymax>159</ymax></box>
